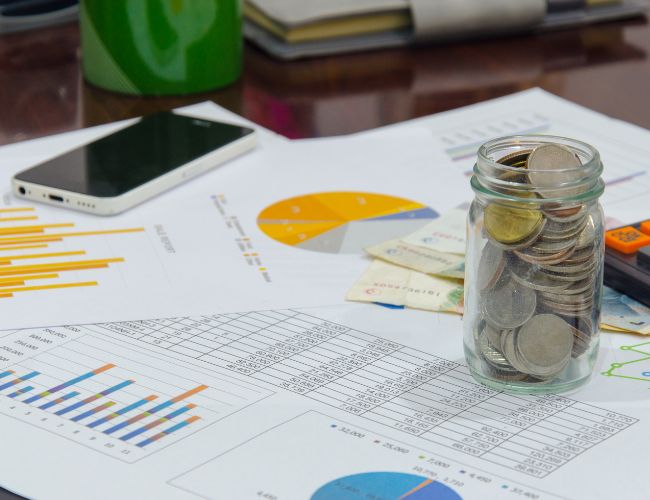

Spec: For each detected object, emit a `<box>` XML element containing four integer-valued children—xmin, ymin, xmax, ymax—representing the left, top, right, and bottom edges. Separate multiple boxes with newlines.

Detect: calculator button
<box><xmin>640</xmin><ymin>220</ymin><xmax>650</xmax><ymax>236</ymax></box>
<box><xmin>605</xmin><ymin>226</ymin><xmax>650</xmax><ymax>254</ymax></box>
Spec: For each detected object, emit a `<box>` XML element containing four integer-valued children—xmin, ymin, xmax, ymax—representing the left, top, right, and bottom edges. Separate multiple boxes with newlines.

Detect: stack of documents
<box><xmin>244</xmin><ymin>0</ymin><xmax>648</xmax><ymax>59</ymax></box>
<box><xmin>4</xmin><ymin>89</ymin><xmax>650</xmax><ymax>499</ymax></box>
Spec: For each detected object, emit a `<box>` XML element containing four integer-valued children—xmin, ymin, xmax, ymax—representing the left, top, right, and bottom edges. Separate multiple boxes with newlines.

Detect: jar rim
<box><xmin>473</xmin><ymin>134</ymin><xmax>604</xmax><ymax>202</ymax></box>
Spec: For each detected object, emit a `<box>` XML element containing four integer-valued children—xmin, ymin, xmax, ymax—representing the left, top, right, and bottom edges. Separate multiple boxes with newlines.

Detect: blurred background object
<box><xmin>0</xmin><ymin>0</ymin><xmax>78</xmax><ymax>34</ymax></box>
<box><xmin>80</xmin><ymin>0</ymin><xmax>242</xmax><ymax>95</ymax></box>
<box><xmin>0</xmin><ymin>2</ymin><xmax>649</xmax><ymax>146</ymax></box>
<box><xmin>244</xmin><ymin>0</ymin><xmax>649</xmax><ymax>59</ymax></box>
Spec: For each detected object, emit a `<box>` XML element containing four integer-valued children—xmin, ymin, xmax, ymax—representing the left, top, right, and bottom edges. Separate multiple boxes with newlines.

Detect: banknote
<box><xmin>346</xmin><ymin>259</ymin><xmax>464</xmax><ymax>314</ymax></box>
<box><xmin>401</xmin><ymin>206</ymin><xmax>467</xmax><ymax>255</ymax></box>
<box><xmin>601</xmin><ymin>286</ymin><xmax>650</xmax><ymax>335</ymax></box>
<box><xmin>366</xmin><ymin>240</ymin><xmax>465</xmax><ymax>278</ymax></box>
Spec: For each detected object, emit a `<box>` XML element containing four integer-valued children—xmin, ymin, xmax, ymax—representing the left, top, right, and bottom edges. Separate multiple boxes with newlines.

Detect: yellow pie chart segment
<box><xmin>257</xmin><ymin>192</ymin><xmax>438</xmax><ymax>254</ymax></box>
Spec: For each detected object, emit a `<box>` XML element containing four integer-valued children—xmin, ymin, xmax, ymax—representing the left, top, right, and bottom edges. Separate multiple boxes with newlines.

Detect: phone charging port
<box><xmin>49</xmin><ymin>194</ymin><xmax>64</xmax><ymax>203</ymax></box>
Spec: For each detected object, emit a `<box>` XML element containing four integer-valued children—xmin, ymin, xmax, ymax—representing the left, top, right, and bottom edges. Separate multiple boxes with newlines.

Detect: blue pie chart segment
<box><xmin>311</xmin><ymin>471</ymin><xmax>462</xmax><ymax>500</ymax></box>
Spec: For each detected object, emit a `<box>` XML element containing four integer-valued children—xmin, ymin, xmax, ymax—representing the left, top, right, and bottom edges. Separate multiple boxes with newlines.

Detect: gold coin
<box><xmin>497</xmin><ymin>149</ymin><xmax>533</xmax><ymax>167</ymax></box>
<box><xmin>484</xmin><ymin>203</ymin><xmax>544</xmax><ymax>244</ymax></box>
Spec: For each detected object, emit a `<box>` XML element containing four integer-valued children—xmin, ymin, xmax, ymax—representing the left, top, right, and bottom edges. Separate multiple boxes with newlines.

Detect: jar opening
<box><xmin>472</xmin><ymin>135</ymin><xmax>604</xmax><ymax>203</ymax></box>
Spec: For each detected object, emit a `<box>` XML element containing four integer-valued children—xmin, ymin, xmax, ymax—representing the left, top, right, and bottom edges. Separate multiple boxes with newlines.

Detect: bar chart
<box><xmin>0</xmin><ymin>330</ymin><xmax>269</xmax><ymax>462</ymax></box>
<box><xmin>0</xmin><ymin>206</ymin><xmax>143</xmax><ymax>299</ymax></box>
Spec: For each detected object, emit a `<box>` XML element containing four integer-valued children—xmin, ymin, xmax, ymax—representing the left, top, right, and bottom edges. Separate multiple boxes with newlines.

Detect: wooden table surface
<box><xmin>1</xmin><ymin>18</ymin><xmax>650</xmax><ymax>147</ymax></box>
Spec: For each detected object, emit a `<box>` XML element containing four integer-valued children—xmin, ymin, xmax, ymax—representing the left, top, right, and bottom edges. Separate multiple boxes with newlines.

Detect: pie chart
<box><xmin>311</xmin><ymin>471</ymin><xmax>462</xmax><ymax>500</ymax></box>
<box><xmin>257</xmin><ymin>192</ymin><xmax>438</xmax><ymax>254</ymax></box>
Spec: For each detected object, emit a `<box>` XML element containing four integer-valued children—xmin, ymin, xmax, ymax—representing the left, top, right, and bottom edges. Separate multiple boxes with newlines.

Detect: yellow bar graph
<box><xmin>0</xmin><ymin>282</ymin><xmax>98</xmax><ymax>294</ymax></box>
<box><xmin>0</xmin><ymin>244</ymin><xmax>49</xmax><ymax>251</ymax></box>
<box><xmin>0</xmin><ymin>250</ymin><xmax>86</xmax><ymax>265</ymax></box>
<box><xmin>0</xmin><ymin>207</ymin><xmax>145</xmax><ymax>300</ymax></box>
<box><xmin>0</xmin><ymin>228</ymin><xmax>144</xmax><ymax>246</ymax></box>
<box><xmin>0</xmin><ymin>216</ymin><xmax>39</xmax><ymax>222</ymax></box>
<box><xmin>0</xmin><ymin>281</ymin><xmax>24</xmax><ymax>287</ymax></box>
<box><xmin>0</xmin><ymin>273</ymin><xmax>59</xmax><ymax>284</ymax></box>
<box><xmin>0</xmin><ymin>258</ymin><xmax>122</xmax><ymax>277</ymax></box>
<box><xmin>0</xmin><ymin>223</ymin><xmax>74</xmax><ymax>236</ymax></box>
<box><xmin>0</xmin><ymin>208</ymin><xmax>35</xmax><ymax>213</ymax></box>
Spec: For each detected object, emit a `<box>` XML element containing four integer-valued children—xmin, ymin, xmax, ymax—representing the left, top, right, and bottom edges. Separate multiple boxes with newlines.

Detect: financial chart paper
<box><xmin>0</xmin><ymin>304</ymin><xmax>648</xmax><ymax>500</ymax></box>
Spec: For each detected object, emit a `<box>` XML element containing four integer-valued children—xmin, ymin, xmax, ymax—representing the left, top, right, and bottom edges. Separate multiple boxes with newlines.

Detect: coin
<box><xmin>509</xmin><ymin>258</ymin><xmax>571</xmax><ymax>292</ymax></box>
<box><xmin>527</xmin><ymin>144</ymin><xmax>584</xmax><ymax>198</ymax></box>
<box><xmin>483</xmin><ymin>278</ymin><xmax>537</xmax><ymax>330</ymax></box>
<box><xmin>539</xmin><ymin>266</ymin><xmax>597</xmax><ymax>283</ymax></box>
<box><xmin>544</xmin><ymin>204</ymin><xmax>586</xmax><ymax>222</ymax></box>
<box><xmin>477</xmin><ymin>328</ymin><xmax>511</xmax><ymax>370</ymax></box>
<box><xmin>514</xmin><ymin>244</ymin><xmax>576</xmax><ymax>265</ymax></box>
<box><xmin>529</xmin><ymin>237</ymin><xmax>577</xmax><ymax>255</ymax></box>
<box><xmin>477</xmin><ymin>243</ymin><xmax>505</xmax><ymax>290</ymax></box>
<box><xmin>539</xmin><ymin>257</ymin><xmax>596</xmax><ymax>274</ymax></box>
<box><xmin>484</xmin><ymin>322</ymin><xmax>506</xmax><ymax>347</ymax></box>
<box><xmin>516</xmin><ymin>314</ymin><xmax>573</xmax><ymax>377</ymax></box>
<box><xmin>539</xmin><ymin>216</ymin><xmax>588</xmax><ymax>242</ymax></box>
<box><xmin>498</xmin><ymin>149</ymin><xmax>533</xmax><ymax>167</ymax></box>
<box><xmin>574</xmin><ymin>217</ymin><xmax>597</xmax><ymax>249</ymax></box>
<box><xmin>484</xmin><ymin>203</ymin><xmax>544</xmax><ymax>245</ymax></box>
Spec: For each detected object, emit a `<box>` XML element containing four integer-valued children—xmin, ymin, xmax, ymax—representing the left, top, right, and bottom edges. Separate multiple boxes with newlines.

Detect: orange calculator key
<box><xmin>605</xmin><ymin>226</ymin><xmax>650</xmax><ymax>254</ymax></box>
<box><xmin>640</xmin><ymin>220</ymin><xmax>650</xmax><ymax>236</ymax></box>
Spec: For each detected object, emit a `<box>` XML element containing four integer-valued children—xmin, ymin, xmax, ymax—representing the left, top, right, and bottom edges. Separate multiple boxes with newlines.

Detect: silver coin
<box><xmin>478</xmin><ymin>329</ymin><xmax>512</xmax><ymax>370</ymax></box>
<box><xmin>555</xmin><ymin>277</ymin><xmax>594</xmax><ymax>295</ymax></box>
<box><xmin>515</xmin><ymin>244</ymin><xmax>576</xmax><ymax>266</ymax></box>
<box><xmin>483</xmin><ymin>278</ymin><xmax>537</xmax><ymax>330</ymax></box>
<box><xmin>539</xmin><ymin>216</ymin><xmax>588</xmax><ymax>242</ymax></box>
<box><xmin>543</xmin><ymin>204</ymin><xmax>587</xmax><ymax>223</ymax></box>
<box><xmin>501</xmin><ymin>329</ymin><xmax>531</xmax><ymax>374</ymax></box>
<box><xmin>516</xmin><ymin>314</ymin><xmax>573</xmax><ymax>377</ymax></box>
<box><xmin>539</xmin><ymin>290</ymin><xmax>594</xmax><ymax>305</ymax></box>
<box><xmin>539</xmin><ymin>266</ymin><xmax>597</xmax><ymax>283</ymax></box>
<box><xmin>529</xmin><ymin>237</ymin><xmax>577</xmax><ymax>255</ymax></box>
<box><xmin>540</xmin><ymin>300</ymin><xmax>594</xmax><ymax>316</ymax></box>
<box><xmin>477</xmin><ymin>243</ymin><xmax>505</xmax><ymax>290</ymax></box>
<box><xmin>568</xmin><ymin>316</ymin><xmax>594</xmax><ymax>358</ymax></box>
<box><xmin>563</xmin><ymin>247</ymin><xmax>596</xmax><ymax>265</ymax></box>
<box><xmin>539</xmin><ymin>257</ymin><xmax>596</xmax><ymax>274</ymax></box>
<box><xmin>527</xmin><ymin>144</ymin><xmax>584</xmax><ymax>199</ymax></box>
<box><xmin>483</xmin><ymin>321</ymin><xmax>505</xmax><ymax>347</ymax></box>
<box><xmin>509</xmin><ymin>259</ymin><xmax>571</xmax><ymax>292</ymax></box>
<box><xmin>486</xmin><ymin>366</ymin><xmax>529</xmax><ymax>381</ymax></box>
<box><xmin>575</xmin><ymin>217</ymin><xmax>597</xmax><ymax>250</ymax></box>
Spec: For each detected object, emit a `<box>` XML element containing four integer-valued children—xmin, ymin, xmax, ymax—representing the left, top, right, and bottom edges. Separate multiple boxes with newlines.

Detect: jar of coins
<box><xmin>464</xmin><ymin>135</ymin><xmax>605</xmax><ymax>393</ymax></box>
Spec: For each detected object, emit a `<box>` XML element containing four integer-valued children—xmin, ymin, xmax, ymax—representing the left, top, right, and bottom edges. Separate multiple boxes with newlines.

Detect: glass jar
<box><xmin>464</xmin><ymin>135</ymin><xmax>605</xmax><ymax>393</ymax></box>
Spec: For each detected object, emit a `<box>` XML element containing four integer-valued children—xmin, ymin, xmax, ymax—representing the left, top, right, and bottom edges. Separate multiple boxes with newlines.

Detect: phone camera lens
<box><xmin>18</xmin><ymin>187</ymin><xmax>26</xmax><ymax>195</ymax></box>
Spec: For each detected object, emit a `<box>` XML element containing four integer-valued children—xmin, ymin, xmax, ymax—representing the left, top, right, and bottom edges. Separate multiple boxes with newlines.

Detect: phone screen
<box><xmin>14</xmin><ymin>112</ymin><xmax>254</xmax><ymax>197</ymax></box>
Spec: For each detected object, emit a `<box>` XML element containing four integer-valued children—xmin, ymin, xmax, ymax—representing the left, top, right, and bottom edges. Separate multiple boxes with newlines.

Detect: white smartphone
<box><xmin>11</xmin><ymin>111</ymin><xmax>257</xmax><ymax>215</ymax></box>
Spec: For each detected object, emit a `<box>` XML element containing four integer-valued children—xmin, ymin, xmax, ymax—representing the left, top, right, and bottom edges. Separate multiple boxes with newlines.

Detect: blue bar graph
<box><xmin>24</xmin><ymin>363</ymin><xmax>114</xmax><ymax>404</ymax></box>
<box><xmin>87</xmin><ymin>395</ymin><xmax>157</xmax><ymax>429</ymax></box>
<box><xmin>71</xmin><ymin>401</ymin><xmax>115</xmax><ymax>422</ymax></box>
<box><xmin>120</xmin><ymin>404</ymin><xmax>194</xmax><ymax>442</ymax></box>
<box><xmin>8</xmin><ymin>386</ymin><xmax>33</xmax><ymax>398</ymax></box>
<box><xmin>39</xmin><ymin>391</ymin><xmax>80</xmax><ymax>410</ymax></box>
<box><xmin>55</xmin><ymin>380</ymin><xmax>133</xmax><ymax>417</ymax></box>
<box><xmin>0</xmin><ymin>371</ymin><xmax>14</xmax><ymax>380</ymax></box>
<box><xmin>136</xmin><ymin>416</ymin><xmax>200</xmax><ymax>448</ymax></box>
<box><xmin>0</xmin><ymin>371</ymin><xmax>39</xmax><ymax>391</ymax></box>
<box><xmin>103</xmin><ymin>400</ymin><xmax>174</xmax><ymax>435</ymax></box>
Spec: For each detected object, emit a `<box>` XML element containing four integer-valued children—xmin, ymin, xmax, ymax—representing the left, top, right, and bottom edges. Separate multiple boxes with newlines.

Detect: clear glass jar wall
<box><xmin>464</xmin><ymin>135</ymin><xmax>605</xmax><ymax>394</ymax></box>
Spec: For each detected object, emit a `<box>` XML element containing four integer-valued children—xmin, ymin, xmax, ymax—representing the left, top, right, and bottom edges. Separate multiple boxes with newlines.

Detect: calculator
<box><xmin>604</xmin><ymin>222</ymin><xmax>650</xmax><ymax>307</ymax></box>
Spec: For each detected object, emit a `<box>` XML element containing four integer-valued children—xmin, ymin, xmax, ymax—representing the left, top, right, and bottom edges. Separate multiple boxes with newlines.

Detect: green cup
<box><xmin>80</xmin><ymin>0</ymin><xmax>242</xmax><ymax>95</ymax></box>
